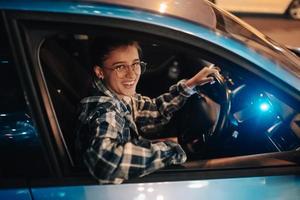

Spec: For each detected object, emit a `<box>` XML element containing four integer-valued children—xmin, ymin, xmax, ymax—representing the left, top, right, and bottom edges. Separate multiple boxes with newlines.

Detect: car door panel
<box><xmin>0</xmin><ymin>189</ymin><xmax>32</xmax><ymax>200</ymax></box>
<box><xmin>30</xmin><ymin>175</ymin><xmax>300</xmax><ymax>200</ymax></box>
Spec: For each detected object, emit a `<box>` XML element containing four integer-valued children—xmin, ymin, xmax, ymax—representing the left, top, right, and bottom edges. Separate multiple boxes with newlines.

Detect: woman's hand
<box><xmin>152</xmin><ymin>137</ymin><xmax>178</xmax><ymax>143</ymax></box>
<box><xmin>185</xmin><ymin>65</ymin><xmax>220</xmax><ymax>88</ymax></box>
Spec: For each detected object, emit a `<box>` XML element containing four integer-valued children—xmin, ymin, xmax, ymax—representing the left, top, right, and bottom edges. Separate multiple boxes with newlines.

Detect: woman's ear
<box><xmin>94</xmin><ymin>65</ymin><xmax>104</xmax><ymax>79</ymax></box>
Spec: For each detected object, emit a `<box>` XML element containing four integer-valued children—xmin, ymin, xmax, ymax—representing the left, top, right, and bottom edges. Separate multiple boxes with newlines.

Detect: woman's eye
<box><xmin>116</xmin><ymin>65</ymin><xmax>125</xmax><ymax>71</ymax></box>
<box><xmin>133</xmin><ymin>62</ymin><xmax>140</xmax><ymax>67</ymax></box>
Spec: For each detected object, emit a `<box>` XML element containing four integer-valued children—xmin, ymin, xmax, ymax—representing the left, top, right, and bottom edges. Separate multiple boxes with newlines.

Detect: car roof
<box><xmin>0</xmin><ymin>0</ymin><xmax>217</xmax><ymax>28</ymax></box>
<box><xmin>87</xmin><ymin>0</ymin><xmax>218</xmax><ymax>28</ymax></box>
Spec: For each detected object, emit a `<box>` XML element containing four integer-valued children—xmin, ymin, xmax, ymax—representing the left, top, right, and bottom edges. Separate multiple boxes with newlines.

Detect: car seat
<box><xmin>40</xmin><ymin>37</ymin><xmax>92</xmax><ymax>167</ymax></box>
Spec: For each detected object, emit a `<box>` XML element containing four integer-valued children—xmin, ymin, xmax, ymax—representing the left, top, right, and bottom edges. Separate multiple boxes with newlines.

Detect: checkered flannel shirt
<box><xmin>76</xmin><ymin>79</ymin><xmax>196</xmax><ymax>184</ymax></box>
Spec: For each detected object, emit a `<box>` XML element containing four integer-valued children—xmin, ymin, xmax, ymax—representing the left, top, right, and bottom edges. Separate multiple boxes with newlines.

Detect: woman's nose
<box><xmin>125</xmin><ymin>66</ymin><xmax>136</xmax><ymax>78</ymax></box>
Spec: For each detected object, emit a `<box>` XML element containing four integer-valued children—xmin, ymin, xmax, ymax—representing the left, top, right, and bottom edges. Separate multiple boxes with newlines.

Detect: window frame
<box><xmin>4</xmin><ymin>9</ymin><xmax>300</xmax><ymax>186</ymax></box>
<box><xmin>0</xmin><ymin>11</ymin><xmax>54</xmax><ymax>187</ymax></box>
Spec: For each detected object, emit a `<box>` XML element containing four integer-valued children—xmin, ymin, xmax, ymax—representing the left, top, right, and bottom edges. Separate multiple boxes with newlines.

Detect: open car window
<box><xmin>36</xmin><ymin>25</ymin><xmax>300</xmax><ymax>180</ymax></box>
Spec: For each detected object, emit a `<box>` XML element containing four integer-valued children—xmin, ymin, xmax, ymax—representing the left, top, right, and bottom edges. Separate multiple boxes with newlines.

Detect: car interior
<box><xmin>38</xmin><ymin>29</ymin><xmax>300</xmax><ymax>176</ymax></box>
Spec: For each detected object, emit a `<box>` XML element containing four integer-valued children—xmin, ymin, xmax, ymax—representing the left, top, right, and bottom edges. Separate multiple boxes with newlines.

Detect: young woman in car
<box><xmin>75</xmin><ymin>37</ymin><xmax>219</xmax><ymax>184</ymax></box>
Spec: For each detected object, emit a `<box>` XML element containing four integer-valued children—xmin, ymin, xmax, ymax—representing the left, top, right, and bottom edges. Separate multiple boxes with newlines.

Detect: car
<box><xmin>0</xmin><ymin>0</ymin><xmax>300</xmax><ymax>199</ymax></box>
<box><xmin>288</xmin><ymin>46</ymin><xmax>300</xmax><ymax>56</ymax></box>
<box><xmin>210</xmin><ymin>0</ymin><xmax>300</xmax><ymax>19</ymax></box>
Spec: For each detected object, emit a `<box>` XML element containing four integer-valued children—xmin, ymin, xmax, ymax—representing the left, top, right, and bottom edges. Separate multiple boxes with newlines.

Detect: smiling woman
<box><xmin>91</xmin><ymin>37</ymin><xmax>143</xmax><ymax>97</ymax></box>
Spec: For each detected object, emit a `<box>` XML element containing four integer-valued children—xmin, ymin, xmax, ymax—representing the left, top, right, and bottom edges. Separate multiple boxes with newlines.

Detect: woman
<box><xmin>76</xmin><ymin>37</ymin><xmax>219</xmax><ymax>184</ymax></box>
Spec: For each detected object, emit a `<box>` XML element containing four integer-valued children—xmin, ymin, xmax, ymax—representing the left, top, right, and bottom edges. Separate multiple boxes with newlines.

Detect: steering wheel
<box><xmin>178</xmin><ymin>73</ymin><xmax>231</xmax><ymax>155</ymax></box>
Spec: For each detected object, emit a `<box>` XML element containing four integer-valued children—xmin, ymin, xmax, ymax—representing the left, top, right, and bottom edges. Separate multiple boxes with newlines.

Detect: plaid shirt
<box><xmin>76</xmin><ymin>79</ymin><xmax>196</xmax><ymax>184</ymax></box>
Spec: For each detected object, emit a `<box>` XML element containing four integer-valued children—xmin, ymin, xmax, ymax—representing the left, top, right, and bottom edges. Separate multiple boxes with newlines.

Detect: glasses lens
<box><xmin>115</xmin><ymin>62</ymin><xmax>147</xmax><ymax>78</ymax></box>
<box><xmin>116</xmin><ymin>68</ymin><xmax>127</xmax><ymax>78</ymax></box>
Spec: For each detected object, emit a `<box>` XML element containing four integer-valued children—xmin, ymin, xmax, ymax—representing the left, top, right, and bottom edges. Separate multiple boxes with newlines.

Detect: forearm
<box><xmin>84</xmin><ymin>137</ymin><xmax>186</xmax><ymax>184</ymax></box>
<box><xmin>136</xmin><ymin>80</ymin><xmax>196</xmax><ymax>132</ymax></box>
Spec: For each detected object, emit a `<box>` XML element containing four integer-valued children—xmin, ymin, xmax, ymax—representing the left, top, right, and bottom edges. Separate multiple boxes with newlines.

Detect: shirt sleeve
<box><xmin>83</xmin><ymin>109</ymin><xmax>186</xmax><ymax>184</ymax></box>
<box><xmin>134</xmin><ymin>79</ymin><xmax>196</xmax><ymax>132</ymax></box>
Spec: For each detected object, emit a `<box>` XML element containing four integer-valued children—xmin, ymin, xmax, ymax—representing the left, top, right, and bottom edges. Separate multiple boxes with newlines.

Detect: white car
<box><xmin>212</xmin><ymin>0</ymin><xmax>300</xmax><ymax>19</ymax></box>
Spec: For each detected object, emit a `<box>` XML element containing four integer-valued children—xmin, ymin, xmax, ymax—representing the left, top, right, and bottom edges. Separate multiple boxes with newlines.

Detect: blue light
<box><xmin>259</xmin><ymin>103</ymin><xmax>270</xmax><ymax>112</ymax></box>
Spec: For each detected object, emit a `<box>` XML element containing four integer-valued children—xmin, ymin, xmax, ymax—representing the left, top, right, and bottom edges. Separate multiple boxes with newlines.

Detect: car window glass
<box><xmin>0</xmin><ymin>17</ymin><xmax>49</xmax><ymax>179</ymax></box>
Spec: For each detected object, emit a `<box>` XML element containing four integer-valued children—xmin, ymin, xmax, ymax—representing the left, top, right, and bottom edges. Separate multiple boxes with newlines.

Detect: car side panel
<box><xmin>31</xmin><ymin>175</ymin><xmax>300</xmax><ymax>200</ymax></box>
<box><xmin>0</xmin><ymin>189</ymin><xmax>32</xmax><ymax>200</ymax></box>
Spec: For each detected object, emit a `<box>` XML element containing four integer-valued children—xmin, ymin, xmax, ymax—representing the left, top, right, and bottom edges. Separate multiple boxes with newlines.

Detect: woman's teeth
<box><xmin>123</xmin><ymin>81</ymin><xmax>135</xmax><ymax>86</ymax></box>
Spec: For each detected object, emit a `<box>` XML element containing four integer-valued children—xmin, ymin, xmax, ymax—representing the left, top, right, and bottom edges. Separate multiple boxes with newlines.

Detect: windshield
<box><xmin>209</xmin><ymin>4</ymin><xmax>300</xmax><ymax>78</ymax></box>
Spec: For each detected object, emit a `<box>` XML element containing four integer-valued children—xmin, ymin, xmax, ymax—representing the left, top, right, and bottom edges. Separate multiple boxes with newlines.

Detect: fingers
<box><xmin>212</xmin><ymin>66</ymin><xmax>221</xmax><ymax>72</ymax></box>
<box><xmin>199</xmin><ymin>65</ymin><xmax>220</xmax><ymax>79</ymax></box>
<box><xmin>206</xmin><ymin>64</ymin><xmax>220</xmax><ymax>75</ymax></box>
<box><xmin>185</xmin><ymin>64</ymin><xmax>221</xmax><ymax>88</ymax></box>
<box><xmin>198</xmin><ymin>76</ymin><xmax>214</xmax><ymax>85</ymax></box>
<box><xmin>209</xmin><ymin>64</ymin><xmax>221</xmax><ymax>73</ymax></box>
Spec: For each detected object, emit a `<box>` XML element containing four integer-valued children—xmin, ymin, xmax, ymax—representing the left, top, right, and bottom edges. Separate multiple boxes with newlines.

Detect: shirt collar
<box><xmin>93</xmin><ymin>78</ymin><xmax>131</xmax><ymax>114</ymax></box>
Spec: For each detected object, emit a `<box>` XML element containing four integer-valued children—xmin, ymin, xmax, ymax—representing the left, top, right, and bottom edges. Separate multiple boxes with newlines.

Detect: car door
<box><xmin>2</xmin><ymin>2</ymin><xmax>300</xmax><ymax>200</ymax></box>
<box><xmin>0</xmin><ymin>13</ymin><xmax>52</xmax><ymax>200</ymax></box>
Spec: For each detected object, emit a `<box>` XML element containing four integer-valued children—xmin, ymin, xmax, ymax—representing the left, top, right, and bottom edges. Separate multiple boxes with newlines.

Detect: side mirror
<box><xmin>0</xmin><ymin>112</ymin><xmax>38</xmax><ymax>146</ymax></box>
<box><xmin>287</xmin><ymin>46</ymin><xmax>300</xmax><ymax>57</ymax></box>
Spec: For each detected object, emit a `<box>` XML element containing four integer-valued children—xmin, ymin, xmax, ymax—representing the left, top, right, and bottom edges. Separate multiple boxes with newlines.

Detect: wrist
<box><xmin>185</xmin><ymin>78</ymin><xmax>195</xmax><ymax>88</ymax></box>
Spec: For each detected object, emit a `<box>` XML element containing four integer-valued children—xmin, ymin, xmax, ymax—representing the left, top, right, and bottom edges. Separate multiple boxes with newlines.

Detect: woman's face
<box><xmin>96</xmin><ymin>45</ymin><xmax>141</xmax><ymax>98</ymax></box>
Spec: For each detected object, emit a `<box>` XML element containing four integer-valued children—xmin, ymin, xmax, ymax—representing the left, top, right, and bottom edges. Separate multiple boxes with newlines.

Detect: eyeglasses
<box><xmin>104</xmin><ymin>61</ymin><xmax>147</xmax><ymax>78</ymax></box>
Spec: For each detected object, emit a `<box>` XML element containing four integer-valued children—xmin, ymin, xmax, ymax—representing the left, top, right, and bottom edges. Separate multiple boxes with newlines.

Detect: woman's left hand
<box><xmin>185</xmin><ymin>65</ymin><xmax>220</xmax><ymax>88</ymax></box>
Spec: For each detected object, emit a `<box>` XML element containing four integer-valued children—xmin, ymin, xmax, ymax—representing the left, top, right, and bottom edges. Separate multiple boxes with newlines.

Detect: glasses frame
<box><xmin>104</xmin><ymin>61</ymin><xmax>147</xmax><ymax>78</ymax></box>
